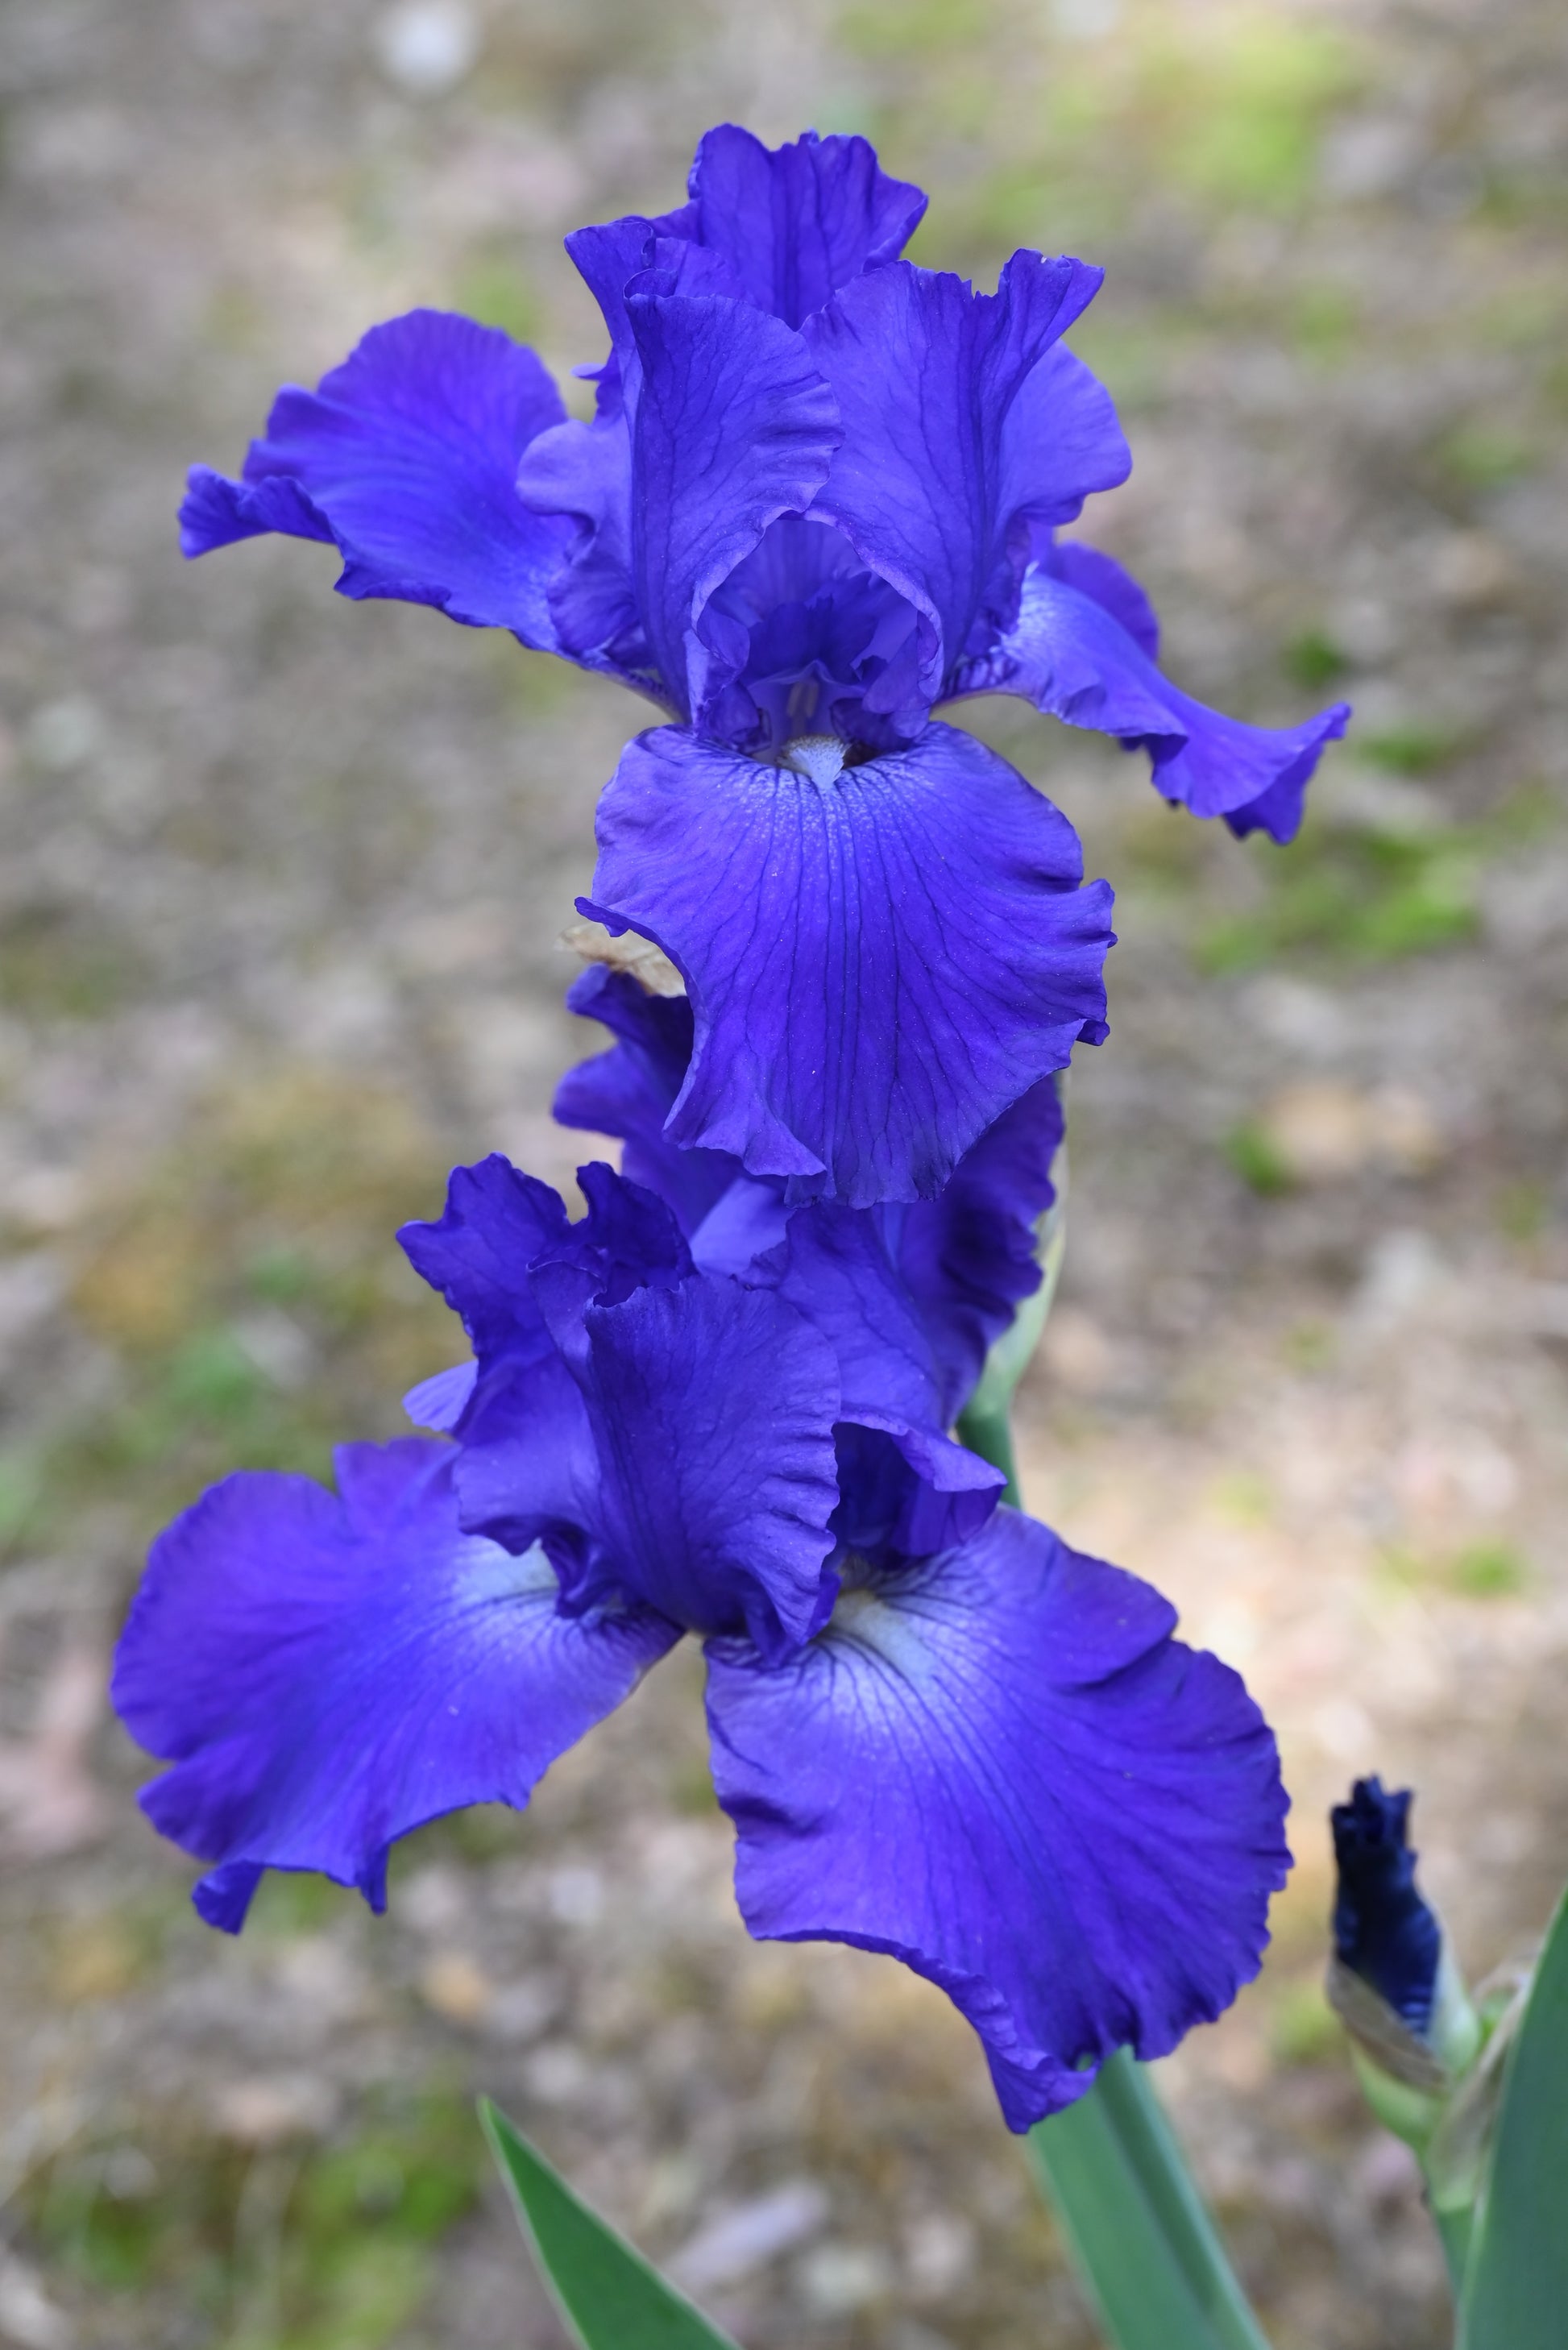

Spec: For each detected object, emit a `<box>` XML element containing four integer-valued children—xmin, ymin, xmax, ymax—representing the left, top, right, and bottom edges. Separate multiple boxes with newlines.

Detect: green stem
<box><xmin>954</xmin><ymin>1399</ymin><xmax>1020</xmax><ymax>1509</ymax></box>
<box><xmin>956</xmin><ymin>1401</ymin><xmax>1270</xmax><ymax>2350</ymax></box>
<box><xmin>1433</xmin><ymin>2200</ymin><xmax>1472</xmax><ymax>2297</ymax></box>
<box><xmin>1029</xmin><ymin>2053</ymin><xmax>1271</xmax><ymax>2350</ymax></box>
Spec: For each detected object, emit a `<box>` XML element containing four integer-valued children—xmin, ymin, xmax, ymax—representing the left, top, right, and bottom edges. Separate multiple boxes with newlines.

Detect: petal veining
<box><xmin>112</xmin><ymin>1441</ymin><xmax>677</xmax><ymax>1929</ymax></box>
<box><xmin>705</xmin><ymin>1509</ymin><xmax>1290</xmax><ymax>2128</ymax></box>
<box><xmin>181</xmin><ymin>311</ymin><xmax>570</xmax><ymax>648</ymax></box>
<box><xmin>583</xmin><ymin>720</ymin><xmax>1114</xmax><ymax>1207</ymax></box>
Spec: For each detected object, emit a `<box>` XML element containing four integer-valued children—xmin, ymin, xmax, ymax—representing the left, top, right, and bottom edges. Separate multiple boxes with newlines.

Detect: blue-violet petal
<box><xmin>583</xmin><ymin>720</ymin><xmax>1113</xmax><ymax>1208</ymax></box>
<box><xmin>706</xmin><ymin>1509</ymin><xmax>1290</xmax><ymax>2128</ymax></box>
<box><xmin>181</xmin><ymin>310</ymin><xmax>570</xmax><ymax>648</ymax></box>
<box><xmin>112</xmin><ymin>1440</ymin><xmax>677</xmax><ymax>1930</ymax></box>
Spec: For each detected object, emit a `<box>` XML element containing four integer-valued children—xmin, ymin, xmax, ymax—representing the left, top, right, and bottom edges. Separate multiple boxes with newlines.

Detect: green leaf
<box><xmin>479</xmin><ymin>2100</ymin><xmax>744</xmax><ymax>2350</ymax></box>
<box><xmin>1028</xmin><ymin>2053</ymin><xmax>1271</xmax><ymax>2350</ymax></box>
<box><xmin>1459</xmin><ymin>1882</ymin><xmax>1568</xmax><ymax>2348</ymax></box>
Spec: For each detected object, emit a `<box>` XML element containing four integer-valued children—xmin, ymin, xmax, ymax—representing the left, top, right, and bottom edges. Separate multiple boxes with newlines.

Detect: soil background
<box><xmin>2</xmin><ymin>1</ymin><xmax>1566</xmax><ymax>2344</ymax></box>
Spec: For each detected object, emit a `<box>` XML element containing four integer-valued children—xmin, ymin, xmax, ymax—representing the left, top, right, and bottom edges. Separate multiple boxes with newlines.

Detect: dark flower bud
<box><xmin>1326</xmin><ymin>1778</ymin><xmax>1479</xmax><ymax>2143</ymax></box>
<box><xmin>1332</xmin><ymin>1777</ymin><xmax>1441</xmax><ymax>2037</ymax></box>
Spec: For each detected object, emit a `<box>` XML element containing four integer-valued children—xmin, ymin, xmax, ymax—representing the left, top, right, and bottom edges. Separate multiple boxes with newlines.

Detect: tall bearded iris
<box><xmin>114</xmin><ymin>980</ymin><xmax>1288</xmax><ymax>2132</ymax></box>
<box><xmin>123</xmin><ymin>123</ymin><xmax>1307</xmax><ymax>2138</ymax></box>
<box><xmin>181</xmin><ymin>123</ymin><xmax>1347</xmax><ymax>1208</ymax></box>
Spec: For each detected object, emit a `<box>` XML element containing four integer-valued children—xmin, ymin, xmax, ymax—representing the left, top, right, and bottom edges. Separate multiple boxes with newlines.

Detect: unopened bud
<box><xmin>1325</xmin><ymin>1778</ymin><xmax>1479</xmax><ymax>2145</ymax></box>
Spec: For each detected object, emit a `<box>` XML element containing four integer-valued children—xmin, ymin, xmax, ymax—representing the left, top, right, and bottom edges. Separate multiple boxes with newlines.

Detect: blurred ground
<box><xmin>2</xmin><ymin>0</ymin><xmax>1566</xmax><ymax>2344</ymax></box>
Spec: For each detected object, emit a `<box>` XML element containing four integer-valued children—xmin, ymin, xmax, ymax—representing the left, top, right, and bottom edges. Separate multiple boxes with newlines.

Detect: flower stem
<box><xmin>955</xmin><ymin>1399</ymin><xmax>1271</xmax><ymax>2350</ymax></box>
<box><xmin>1028</xmin><ymin>2052</ymin><xmax>1271</xmax><ymax>2350</ymax></box>
<box><xmin>952</xmin><ymin>1399</ymin><xmax>1021</xmax><ymax>1509</ymax></box>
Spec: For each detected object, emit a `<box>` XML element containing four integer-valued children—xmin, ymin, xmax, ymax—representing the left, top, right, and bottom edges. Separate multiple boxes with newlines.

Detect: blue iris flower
<box><xmin>113</xmin><ymin>973</ymin><xmax>1290</xmax><ymax>2132</ymax></box>
<box><xmin>179</xmin><ymin>123</ymin><xmax>1348</xmax><ymax>1209</ymax></box>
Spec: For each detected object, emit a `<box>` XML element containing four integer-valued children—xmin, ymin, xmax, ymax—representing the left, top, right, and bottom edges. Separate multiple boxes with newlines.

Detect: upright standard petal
<box><xmin>956</xmin><ymin>558</ymin><xmax>1350</xmax><ymax>843</ymax></box>
<box><xmin>624</xmin><ymin>285</ymin><xmax>842</xmax><ymax>719</ymax></box>
<box><xmin>583</xmin><ymin>721</ymin><xmax>1113</xmax><ymax>1208</ymax></box>
<box><xmin>398</xmin><ymin>1153</ymin><xmax>571</xmax><ymax>1369</ymax></box>
<box><xmin>400</xmin><ymin>1155</ymin><xmax>692</xmax><ymax>1552</ymax></box>
<box><xmin>562</xmin><ymin>127</ymin><xmax>925</xmax><ymax>365</ymax></box>
<box><xmin>706</xmin><ymin>1510</ymin><xmax>1290</xmax><ymax>2129</ymax></box>
<box><xmin>180</xmin><ymin>311</ymin><xmax>571</xmax><ymax>648</ymax></box>
<box><xmin>678</xmin><ymin>125</ymin><xmax>927</xmax><ymax>328</ymax></box>
<box><xmin>575</xmin><ymin>1277</ymin><xmax>842</xmax><ymax>1660</ymax></box>
<box><xmin>399</xmin><ymin>1153</ymin><xmax>691</xmax><ymax>1366</ymax></box>
<box><xmin>554</xmin><ymin>967</ymin><xmax>1063</xmax><ymax>1420</ymax></box>
<box><xmin>804</xmin><ymin>257</ymin><xmax>1127</xmax><ymax>700</ymax></box>
<box><xmin>453</xmin><ymin>1269</ymin><xmax>841</xmax><ymax>1662</ymax></box>
<box><xmin>517</xmin><ymin>288</ymin><xmax>841</xmax><ymax>714</ymax></box>
<box><xmin>112</xmin><ymin>1440</ymin><xmax>678</xmax><ymax>1930</ymax></box>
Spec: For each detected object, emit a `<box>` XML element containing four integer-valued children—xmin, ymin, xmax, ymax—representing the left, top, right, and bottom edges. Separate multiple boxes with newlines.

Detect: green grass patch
<box><xmin>1359</xmin><ymin>723</ymin><xmax>1459</xmax><ymax>776</ymax></box>
<box><xmin>1436</xmin><ymin>420</ymin><xmax>1537</xmax><ymax>496</ymax></box>
<box><xmin>1271</xmin><ymin>1974</ymin><xmax>1342</xmax><ymax>2067</ymax></box>
<box><xmin>0</xmin><ymin>904</ymin><xmax>148</xmax><ymax>1019</ymax></box>
<box><xmin>1224</xmin><ymin>1120</ymin><xmax>1293</xmax><ymax>1196</ymax></box>
<box><xmin>1197</xmin><ymin>783</ymin><xmax>1558</xmax><ymax>977</ymax></box>
<box><xmin>1378</xmin><ymin>1542</ymin><xmax>1529</xmax><ymax>1600</ymax></box>
<box><xmin>1284</xmin><ymin>628</ymin><xmax>1352</xmax><ymax>693</ymax></box>
<box><xmin>1450</xmin><ymin>1541</ymin><xmax>1529</xmax><ymax>1599</ymax></box>
<box><xmin>26</xmin><ymin>2086</ymin><xmax>484</xmax><ymax>2344</ymax></box>
<box><xmin>1198</xmin><ymin>817</ymin><xmax>1482</xmax><ymax>977</ymax></box>
<box><xmin>1280</xmin><ymin>1319</ymin><xmax>1336</xmax><ymax>1372</ymax></box>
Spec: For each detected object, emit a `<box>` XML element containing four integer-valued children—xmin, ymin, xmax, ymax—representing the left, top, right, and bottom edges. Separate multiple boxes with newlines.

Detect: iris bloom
<box><xmin>114</xmin><ymin>974</ymin><xmax>1289</xmax><ymax>2131</ymax></box>
<box><xmin>181</xmin><ymin>124</ymin><xmax>1347</xmax><ymax>1208</ymax></box>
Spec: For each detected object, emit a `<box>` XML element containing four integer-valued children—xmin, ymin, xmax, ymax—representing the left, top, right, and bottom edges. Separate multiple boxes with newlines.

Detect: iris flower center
<box><xmin>782</xmin><ymin>734</ymin><xmax>849</xmax><ymax>785</ymax></box>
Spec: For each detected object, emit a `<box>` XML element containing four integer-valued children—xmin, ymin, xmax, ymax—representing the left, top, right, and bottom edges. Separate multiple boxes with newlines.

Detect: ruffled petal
<box><xmin>625</xmin><ymin>286</ymin><xmax>842</xmax><ymax>718</ymax></box>
<box><xmin>398</xmin><ymin>1153</ymin><xmax>572</xmax><ymax>1368</ymax></box>
<box><xmin>803</xmin><ymin>257</ymin><xmax>1126</xmax><ymax>698</ymax></box>
<box><xmin>891</xmin><ymin>1073</ymin><xmax>1064</xmax><ymax>1420</ymax></box>
<box><xmin>399</xmin><ymin>1154</ymin><xmax>690</xmax><ymax>1362</ymax></box>
<box><xmin>519</xmin><ymin>289</ymin><xmax>840</xmax><ymax>716</ymax></box>
<box><xmin>706</xmin><ymin>1510</ymin><xmax>1290</xmax><ymax>2128</ymax></box>
<box><xmin>112</xmin><ymin>1440</ymin><xmax>678</xmax><ymax>1930</ymax></box>
<box><xmin>830</xmin><ymin>1418</ymin><xmax>1003</xmax><ymax>1562</ymax></box>
<box><xmin>678</xmin><ymin>125</ymin><xmax>927</xmax><ymax>329</ymax></box>
<box><xmin>562</xmin><ymin>126</ymin><xmax>923</xmax><ymax>364</ymax></box>
<box><xmin>1045</xmin><ymin>539</ymin><xmax>1161</xmax><ymax>660</ymax></box>
<box><xmin>458</xmin><ymin>1271</ymin><xmax>842</xmax><ymax>1660</ymax></box>
<box><xmin>772</xmin><ymin>1206</ymin><xmax>943</xmax><ymax>1430</ymax></box>
<box><xmin>956</xmin><ymin>558</ymin><xmax>1350</xmax><ymax>844</ymax></box>
<box><xmin>583</xmin><ymin>721</ymin><xmax>1113</xmax><ymax>1208</ymax></box>
<box><xmin>553</xmin><ymin>966</ymin><xmax>739</xmax><ymax>1237</ymax></box>
<box><xmin>581</xmin><ymin>1277</ymin><xmax>842</xmax><ymax>1658</ymax></box>
<box><xmin>513</xmin><ymin>406</ymin><xmax>652</xmax><ymax>689</ymax></box>
<box><xmin>399</xmin><ymin>1155</ymin><xmax>694</xmax><ymax>1559</ymax></box>
<box><xmin>180</xmin><ymin>312</ymin><xmax>571</xmax><ymax>648</ymax></box>
<box><xmin>554</xmin><ymin>970</ymin><xmax>1063</xmax><ymax>1419</ymax></box>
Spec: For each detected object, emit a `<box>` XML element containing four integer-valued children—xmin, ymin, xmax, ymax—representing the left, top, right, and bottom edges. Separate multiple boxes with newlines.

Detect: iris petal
<box><xmin>891</xmin><ymin>1073</ymin><xmax>1064</xmax><ymax>1421</ymax></box>
<box><xmin>679</xmin><ymin>125</ymin><xmax>927</xmax><ymax>329</ymax></box>
<box><xmin>583</xmin><ymin>720</ymin><xmax>1113</xmax><ymax>1208</ymax></box>
<box><xmin>518</xmin><ymin>289</ymin><xmax>840</xmax><ymax>716</ymax></box>
<box><xmin>454</xmin><ymin>1272</ymin><xmax>842</xmax><ymax>1661</ymax></box>
<box><xmin>111</xmin><ymin>1440</ymin><xmax>678</xmax><ymax>1929</ymax></box>
<box><xmin>554</xmin><ymin>969</ymin><xmax>737</xmax><ymax>1238</ymax></box>
<box><xmin>706</xmin><ymin>1509</ymin><xmax>1290</xmax><ymax>2128</ymax></box>
<box><xmin>957</xmin><ymin>558</ymin><xmax>1350</xmax><ymax>844</ymax></box>
<box><xmin>804</xmin><ymin>257</ymin><xmax>1128</xmax><ymax>697</ymax></box>
<box><xmin>180</xmin><ymin>311</ymin><xmax>570</xmax><ymax>647</ymax></box>
<box><xmin>553</xmin><ymin>973</ymin><xmax>1064</xmax><ymax>1422</ymax></box>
